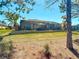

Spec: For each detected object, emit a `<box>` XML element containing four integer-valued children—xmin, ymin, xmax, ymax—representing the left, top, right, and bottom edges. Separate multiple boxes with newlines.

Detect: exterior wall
<box><xmin>20</xmin><ymin>20</ymin><xmax>27</xmax><ymax>30</ymax></box>
<box><xmin>20</xmin><ymin>20</ymin><xmax>61</xmax><ymax>31</ymax></box>
<box><xmin>72</xmin><ymin>25</ymin><xmax>79</xmax><ymax>31</ymax></box>
<box><xmin>26</xmin><ymin>23</ymin><xmax>32</xmax><ymax>30</ymax></box>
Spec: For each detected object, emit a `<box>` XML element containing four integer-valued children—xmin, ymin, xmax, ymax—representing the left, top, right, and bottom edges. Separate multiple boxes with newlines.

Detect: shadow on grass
<box><xmin>69</xmin><ymin>48</ymin><xmax>79</xmax><ymax>58</ymax></box>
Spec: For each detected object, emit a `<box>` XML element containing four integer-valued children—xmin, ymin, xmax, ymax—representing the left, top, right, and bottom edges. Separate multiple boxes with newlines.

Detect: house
<box><xmin>0</xmin><ymin>23</ymin><xmax>7</xmax><ymax>29</ymax></box>
<box><xmin>72</xmin><ymin>24</ymin><xmax>79</xmax><ymax>31</ymax></box>
<box><xmin>20</xmin><ymin>19</ymin><xmax>61</xmax><ymax>31</ymax></box>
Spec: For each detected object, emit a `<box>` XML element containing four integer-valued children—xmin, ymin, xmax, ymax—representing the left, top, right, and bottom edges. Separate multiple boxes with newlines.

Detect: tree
<box><xmin>61</xmin><ymin>19</ymin><xmax>67</xmax><ymax>31</ymax></box>
<box><xmin>59</xmin><ymin>0</ymin><xmax>79</xmax><ymax>49</ymax></box>
<box><xmin>45</xmin><ymin>0</ymin><xmax>79</xmax><ymax>49</ymax></box>
<box><xmin>0</xmin><ymin>0</ymin><xmax>35</xmax><ymax>30</ymax></box>
<box><xmin>0</xmin><ymin>20</ymin><xmax>6</xmax><ymax>25</ymax></box>
<box><xmin>5</xmin><ymin>12</ymin><xmax>19</xmax><ymax>30</ymax></box>
<box><xmin>66</xmin><ymin>0</ymin><xmax>73</xmax><ymax>49</ymax></box>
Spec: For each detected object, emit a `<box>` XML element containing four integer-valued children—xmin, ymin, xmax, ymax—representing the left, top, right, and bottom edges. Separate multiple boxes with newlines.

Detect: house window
<box><xmin>26</xmin><ymin>24</ymin><xmax>31</xmax><ymax>30</ymax></box>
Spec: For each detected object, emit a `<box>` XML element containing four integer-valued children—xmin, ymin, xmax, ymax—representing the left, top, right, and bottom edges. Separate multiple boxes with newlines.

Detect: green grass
<box><xmin>0</xmin><ymin>29</ymin><xmax>11</xmax><ymax>36</ymax></box>
<box><xmin>2</xmin><ymin>31</ymin><xmax>79</xmax><ymax>43</ymax></box>
<box><xmin>0</xmin><ymin>30</ymin><xmax>12</xmax><ymax>54</ymax></box>
<box><xmin>0</xmin><ymin>31</ymin><xmax>79</xmax><ymax>54</ymax></box>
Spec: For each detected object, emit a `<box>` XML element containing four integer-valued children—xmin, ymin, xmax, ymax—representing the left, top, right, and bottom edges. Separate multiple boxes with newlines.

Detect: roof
<box><xmin>21</xmin><ymin>19</ymin><xmax>60</xmax><ymax>25</ymax></box>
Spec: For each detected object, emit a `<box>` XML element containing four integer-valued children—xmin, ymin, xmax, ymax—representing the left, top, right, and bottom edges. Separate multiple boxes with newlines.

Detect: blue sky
<box><xmin>21</xmin><ymin>0</ymin><xmax>79</xmax><ymax>25</ymax></box>
<box><xmin>0</xmin><ymin>0</ymin><xmax>79</xmax><ymax>25</ymax></box>
<box><xmin>21</xmin><ymin>0</ymin><xmax>64</xmax><ymax>23</ymax></box>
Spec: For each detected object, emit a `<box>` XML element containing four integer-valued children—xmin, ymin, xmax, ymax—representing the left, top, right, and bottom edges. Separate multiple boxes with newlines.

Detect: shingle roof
<box><xmin>21</xmin><ymin>19</ymin><xmax>60</xmax><ymax>25</ymax></box>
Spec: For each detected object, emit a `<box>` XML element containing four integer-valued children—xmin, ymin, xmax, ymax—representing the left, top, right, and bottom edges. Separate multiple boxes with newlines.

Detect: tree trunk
<box><xmin>14</xmin><ymin>23</ymin><xmax>19</xmax><ymax>31</ymax></box>
<box><xmin>66</xmin><ymin>0</ymin><xmax>73</xmax><ymax>49</ymax></box>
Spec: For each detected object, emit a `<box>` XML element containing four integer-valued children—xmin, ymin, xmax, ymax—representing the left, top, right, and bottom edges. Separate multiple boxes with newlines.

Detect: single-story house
<box><xmin>72</xmin><ymin>24</ymin><xmax>79</xmax><ymax>31</ymax></box>
<box><xmin>20</xmin><ymin>19</ymin><xmax>61</xmax><ymax>31</ymax></box>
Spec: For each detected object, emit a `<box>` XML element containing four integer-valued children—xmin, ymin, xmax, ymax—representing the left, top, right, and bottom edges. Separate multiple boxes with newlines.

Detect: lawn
<box><xmin>2</xmin><ymin>31</ymin><xmax>79</xmax><ymax>43</ymax></box>
<box><xmin>1</xmin><ymin>31</ymin><xmax>79</xmax><ymax>59</ymax></box>
<box><xmin>0</xmin><ymin>29</ymin><xmax>11</xmax><ymax>36</ymax></box>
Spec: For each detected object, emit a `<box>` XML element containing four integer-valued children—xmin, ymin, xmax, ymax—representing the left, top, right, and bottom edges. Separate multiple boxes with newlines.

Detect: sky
<box><xmin>0</xmin><ymin>0</ymin><xmax>79</xmax><ymax>25</ymax></box>
<box><xmin>21</xmin><ymin>0</ymin><xmax>79</xmax><ymax>25</ymax></box>
<box><xmin>20</xmin><ymin>0</ymin><xmax>64</xmax><ymax>23</ymax></box>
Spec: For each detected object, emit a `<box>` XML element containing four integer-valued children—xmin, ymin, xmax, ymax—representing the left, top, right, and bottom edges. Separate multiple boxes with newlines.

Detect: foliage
<box><xmin>44</xmin><ymin>44</ymin><xmax>50</xmax><ymax>54</ymax></box>
<box><xmin>59</xmin><ymin>0</ymin><xmax>79</xmax><ymax>18</ymax></box>
<box><xmin>44</xmin><ymin>44</ymin><xmax>51</xmax><ymax>59</ymax></box>
<box><xmin>0</xmin><ymin>0</ymin><xmax>35</xmax><ymax>14</ymax></box>
<box><xmin>61</xmin><ymin>20</ymin><xmax>67</xmax><ymax>31</ymax></box>
<box><xmin>5</xmin><ymin>12</ymin><xmax>19</xmax><ymax>24</ymax></box>
<box><xmin>45</xmin><ymin>0</ymin><xmax>58</xmax><ymax>8</ymax></box>
<box><xmin>0</xmin><ymin>40</ymin><xmax>13</xmax><ymax>56</ymax></box>
<box><xmin>45</xmin><ymin>0</ymin><xmax>79</xmax><ymax>18</ymax></box>
<box><xmin>0</xmin><ymin>0</ymin><xmax>36</xmax><ymax>26</ymax></box>
<box><xmin>0</xmin><ymin>20</ymin><xmax>6</xmax><ymax>24</ymax></box>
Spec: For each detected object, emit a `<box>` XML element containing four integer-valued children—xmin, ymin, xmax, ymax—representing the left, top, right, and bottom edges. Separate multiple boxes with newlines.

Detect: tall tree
<box><xmin>66</xmin><ymin>0</ymin><xmax>73</xmax><ymax>49</ymax></box>
<box><xmin>59</xmin><ymin>0</ymin><xmax>79</xmax><ymax>49</ymax></box>
<box><xmin>5</xmin><ymin>12</ymin><xmax>19</xmax><ymax>30</ymax></box>
<box><xmin>0</xmin><ymin>0</ymin><xmax>35</xmax><ymax>30</ymax></box>
<box><xmin>45</xmin><ymin>0</ymin><xmax>79</xmax><ymax>49</ymax></box>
